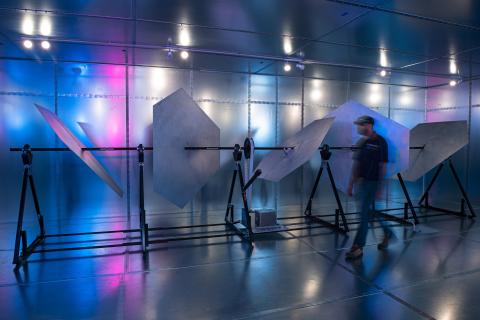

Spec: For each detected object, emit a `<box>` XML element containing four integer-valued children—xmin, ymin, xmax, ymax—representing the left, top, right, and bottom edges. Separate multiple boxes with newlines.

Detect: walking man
<box><xmin>346</xmin><ymin>115</ymin><xmax>393</xmax><ymax>260</ymax></box>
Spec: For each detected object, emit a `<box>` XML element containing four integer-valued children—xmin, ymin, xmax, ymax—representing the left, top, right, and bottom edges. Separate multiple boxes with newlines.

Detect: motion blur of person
<box><xmin>345</xmin><ymin>115</ymin><xmax>393</xmax><ymax>260</ymax></box>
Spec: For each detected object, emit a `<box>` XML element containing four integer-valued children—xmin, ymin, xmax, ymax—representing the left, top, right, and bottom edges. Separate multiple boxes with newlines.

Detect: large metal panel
<box><xmin>425</xmin><ymin>83</ymin><xmax>469</xmax><ymax>204</ymax></box>
<box><xmin>324</xmin><ymin>100</ymin><xmax>410</xmax><ymax>194</ymax></box>
<box><xmin>35</xmin><ymin>103</ymin><xmax>123</xmax><ymax>196</ymax></box>
<box><xmin>257</xmin><ymin>117</ymin><xmax>334</xmax><ymax>182</ymax></box>
<box><xmin>153</xmin><ymin>89</ymin><xmax>220</xmax><ymax>208</ymax></box>
<box><xmin>402</xmin><ymin>121</ymin><xmax>468</xmax><ymax>182</ymax></box>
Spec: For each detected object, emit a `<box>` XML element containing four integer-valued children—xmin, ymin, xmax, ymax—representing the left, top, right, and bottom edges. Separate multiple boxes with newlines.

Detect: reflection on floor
<box><xmin>1</xmin><ymin>201</ymin><xmax>480</xmax><ymax>319</ymax></box>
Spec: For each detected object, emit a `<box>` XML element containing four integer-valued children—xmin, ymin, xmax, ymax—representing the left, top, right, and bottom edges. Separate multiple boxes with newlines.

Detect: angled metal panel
<box><xmin>256</xmin><ymin>117</ymin><xmax>335</xmax><ymax>182</ymax></box>
<box><xmin>34</xmin><ymin>103</ymin><xmax>123</xmax><ymax>197</ymax></box>
<box><xmin>324</xmin><ymin>100</ymin><xmax>410</xmax><ymax>194</ymax></box>
<box><xmin>153</xmin><ymin>88</ymin><xmax>220</xmax><ymax>208</ymax></box>
<box><xmin>402</xmin><ymin>121</ymin><xmax>468</xmax><ymax>181</ymax></box>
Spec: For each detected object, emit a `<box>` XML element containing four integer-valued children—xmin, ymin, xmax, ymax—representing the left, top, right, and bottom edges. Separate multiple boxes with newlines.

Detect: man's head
<box><xmin>354</xmin><ymin>115</ymin><xmax>374</xmax><ymax>136</ymax></box>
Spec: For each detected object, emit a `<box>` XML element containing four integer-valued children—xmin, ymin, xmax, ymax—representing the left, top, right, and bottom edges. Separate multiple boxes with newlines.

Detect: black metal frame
<box><xmin>10</xmin><ymin>142</ymin><xmax>474</xmax><ymax>267</ymax></box>
<box><xmin>12</xmin><ymin>145</ymin><xmax>46</xmax><ymax>266</ymax></box>
<box><xmin>374</xmin><ymin>172</ymin><xmax>419</xmax><ymax>226</ymax></box>
<box><xmin>304</xmin><ymin>145</ymin><xmax>349</xmax><ymax>233</ymax></box>
<box><xmin>224</xmin><ymin>144</ymin><xmax>262</xmax><ymax>244</ymax></box>
<box><xmin>418</xmin><ymin>159</ymin><xmax>476</xmax><ymax>218</ymax></box>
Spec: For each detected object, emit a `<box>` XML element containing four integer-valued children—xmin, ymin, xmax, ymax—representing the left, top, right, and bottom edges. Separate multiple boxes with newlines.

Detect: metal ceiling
<box><xmin>1</xmin><ymin>0</ymin><xmax>479</xmax><ymax>87</ymax></box>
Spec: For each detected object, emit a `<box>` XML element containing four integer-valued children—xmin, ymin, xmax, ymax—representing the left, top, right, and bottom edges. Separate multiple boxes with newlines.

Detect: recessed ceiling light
<box><xmin>449</xmin><ymin>80</ymin><xmax>457</xmax><ymax>87</ymax></box>
<box><xmin>380</xmin><ymin>69</ymin><xmax>387</xmax><ymax>77</ymax></box>
<box><xmin>180</xmin><ymin>50</ymin><xmax>189</xmax><ymax>60</ymax></box>
<box><xmin>41</xmin><ymin>40</ymin><xmax>51</xmax><ymax>50</ymax></box>
<box><xmin>284</xmin><ymin>63</ymin><xmax>291</xmax><ymax>72</ymax></box>
<box><xmin>23</xmin><ymin>39</ymin><xmax>33</xmax><ymax>49</ymax></box>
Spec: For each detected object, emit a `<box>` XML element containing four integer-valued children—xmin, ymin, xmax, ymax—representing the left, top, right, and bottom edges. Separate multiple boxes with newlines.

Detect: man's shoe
<box><xmin>345</xmin><ymin>245</ymin><xmax>363</xmax><ymax>260</ymax></box>
<box><xmin>377</xmin><ymin>232</ymin><xmax>394</xmax><ymax>250</ymax></box>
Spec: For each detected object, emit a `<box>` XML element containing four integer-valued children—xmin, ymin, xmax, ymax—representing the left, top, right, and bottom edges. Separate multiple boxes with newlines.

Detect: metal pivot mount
<box><xmin>418</xmin><ymin>159</ymin><xmax>476</xmax><ymax>218</ymax></box>
<box><xmin>12</xmin><ymin>144</ymin><xmax>46</xmax><ymax>266</ymax></box>
<box><xmin>304</xmin><ymin>144</ymin><xmax>349</xmax><ymax>233</ymax></box>
<box><xmin>225</xmin><ymin>144</ymin><xmax>262</xmax><ymax>244</ymax></box>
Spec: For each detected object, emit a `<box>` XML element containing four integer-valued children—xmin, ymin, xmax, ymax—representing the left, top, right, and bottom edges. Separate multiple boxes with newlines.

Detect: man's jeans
<box><xmin>353</xmin><ymin>179</ymin><xmax>393</xmax><ymax>248</ymax></box>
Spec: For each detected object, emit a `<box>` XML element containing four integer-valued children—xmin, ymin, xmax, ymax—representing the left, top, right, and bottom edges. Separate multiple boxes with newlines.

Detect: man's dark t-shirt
<box><xmin>353</xmin><ymin>134</ymin><xmax>388</xmax><ymax>181</ymax></box>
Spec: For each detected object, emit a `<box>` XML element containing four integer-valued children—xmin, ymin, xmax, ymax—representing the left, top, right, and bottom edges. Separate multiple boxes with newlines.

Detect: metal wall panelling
<box><xmin>56</xmin><ymin>63</ymin><xmax>127</xmax><ymax>224</ymax></box>
<box><xmin>192</xmin><ymin>71</ymin><xmax>248</xmax><ymax>216</ymax></box>
<box><xmin>0</xmin><ymin>60</ymin><xmax>56</xmax><ymax>227</ymax></box>
<box><xmin>426</xmin><ymin>80</ymin><xmax>470</xmax><ymax>205</ymax></box>
<box><xmin>277</xmin><ymin>76</ymin><xmax>303</xmax><ymax>211</ymax></box>
<box><xmin>128</xmin><ymin>66</ymin><xmax>191</xmax><ymax>217</ymax></box>
<box><xmin>467</xmin><ymin>79</ymin><xmax>480</xmax><ymax>204</ymax></box>
<box><xmin>389</xmin><ymin>86</ymin><xmax>427</xmax><ymax>202</ymax></box>
<box><xmin>302</xmin><ymin>79</ymin><xmax>350</xmax><ymax>212</ymax></box>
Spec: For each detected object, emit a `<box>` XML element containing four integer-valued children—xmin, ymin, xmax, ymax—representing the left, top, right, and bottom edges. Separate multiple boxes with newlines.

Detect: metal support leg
<box><xmin>237</xmin><ymin>162</ymin><xmax>254</xmax><ymax>241</ymax></box>
<box><xmin>28</xmin><ymin>173</ymin><xmax>45</xmax><ymax>237</ymax></box>
<box><xmin>397</xmin><ymin>173</ymin><xmax>419</xmax><ymax>224</ymax></box>
<box><xmin>304</xmin><ymin>165</ymin><xmax>324</xmax><ymax>216</ymax></box>
<box><xmin>419</xmin><ymin>163</ymin><xmax>444</xmax><ymax>205</ymax></box>
<box><xmin>326</xmin><ymin>163</ymin><xmax>349</xmax><ymax>232</ymax></box>
<box><xmin>449</xmin><ymin>160</ymin><xmax>476</xmax><ymax>218</ymax></box>
<box><xmin>225</xmin><ymin>169</ymin><xmax>237</xmax><ymax>223</ymax></box>
<box><xmin>13</xmin><ymin>166</ymin><xmax>29</xmax><ymax>265</ymax></box>
<box><xmin>137</xmin><ymin>144</ymin><xmax>148</xmax><ymax>253</ymax></box>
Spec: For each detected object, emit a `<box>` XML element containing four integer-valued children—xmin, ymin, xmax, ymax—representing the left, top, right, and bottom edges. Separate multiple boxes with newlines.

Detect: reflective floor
<box><xmin>1</xmin><ymin>201</ymin><xmax>480</xmax><ymax>319</ymax></box>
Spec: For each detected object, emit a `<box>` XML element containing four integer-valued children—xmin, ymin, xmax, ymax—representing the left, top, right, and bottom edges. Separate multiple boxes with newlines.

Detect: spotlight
<box><xmin>179</xmin><ymin>25</ymin><xmax>191</xmax><ymax>46</ymax></box>
<box><xmin>379</xmin><ymin>49</ymin><xmax>388</xmax><ymax>67</ymax></box>
<box><xmin>284</xmin><ymin>63</ymin><xmax>291</xmax><ymax>72</ymax></box>
<box><xmin>40</xmin><ymin>17</ymin><xmax>52</xmax><ymax>36</ymax></box>
<box><xmin>283</xmin><ymin>37</ymin><xmax>293</xmax><ymax>54</ymax></box>
<box><xmin>22</xmin><ymin>16</ymin><xmax>34</xmax><ymax>35</ymax></box>
<box><xmin>23</xmin><ymin>39</ymin><xmax>33</xmax><ymax>49</ymax></box>
<box><xmin>449</xmin><ymin>80</ymin><xmax>457</xmax><ymax>87</ymax></box>
<box><xmin>449</xmin><ymin>59</ymin><xmax>457</xmax><ymax>74</ymax></box>
<box><xmin>180</xmin><ymin>50</ymin><xmax>189</xmax><ymax>60</ymax></box>
<box><xmin>41</xmin><ymin>40</ymin><xmax>50</xmax><ymax>50</ymax></box>
<box><xmin>380</xmin><ymin>69</ymin><xmax>387</xmax><ymax>77</ymax></box>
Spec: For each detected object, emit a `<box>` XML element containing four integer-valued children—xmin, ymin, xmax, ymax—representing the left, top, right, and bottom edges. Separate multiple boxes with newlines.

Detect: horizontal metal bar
<box><xmin>9</xmin><ymin>145</ymin><xmax>425</xmax><ymax>153</ymax></box>
<box><xmin>45</xmin><ymin>228</ymin><xmax>141</xmax><ymax>238</ymax></box>
<box><xmin>184</xmin><ymin>146</ymin><xmax>295</xmax><ymax>150</ymax></box>
<box><xmin>149</xmin><ymin>222</ymin><xmax>234</xmax><ymax>231</ymax></box>
<box><xmin>9</xmin><ymin>147</ymin><xmax>153</xmax><ymax>152</ymax></box>
<box><xmin>32</xmin><ymin>241</ymin><xmax>142</xmax><ymax>253</ymax></box>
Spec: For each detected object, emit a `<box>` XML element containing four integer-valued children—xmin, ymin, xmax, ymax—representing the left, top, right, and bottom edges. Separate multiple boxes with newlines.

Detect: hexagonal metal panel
<box><xmin>323</xmin><ymin>100</ymin><xmax>410</xmax><ymax>193</ymax></box>
<box><xmin>402</xmin><ymin>121</ymin><xmax>468</xmax><ymax>182</ymax></box>
<box><xmin>153</xmin><ymin>88</ymin><xmax>220</xmax><ymax>208</ymax></box>
<box><xmin>34</xmin><ymin>104</ymin><xmax>123</xmax><ymax>197</ymax></box>
<box><xmin>256</xmin><ymin>117</ymin><xmax>335</xmax><ymax>182</ymax></box>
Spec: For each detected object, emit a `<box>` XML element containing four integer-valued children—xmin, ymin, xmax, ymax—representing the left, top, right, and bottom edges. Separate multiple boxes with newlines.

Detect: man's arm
<box><xmin>348</xmin><ymin>160</ymin><xmax>360</xmax><ymax>196</ymax></box>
